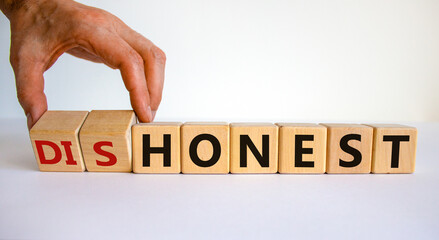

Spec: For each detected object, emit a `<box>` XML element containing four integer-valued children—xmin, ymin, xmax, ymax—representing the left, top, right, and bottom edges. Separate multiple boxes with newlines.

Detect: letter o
<box><xmin>189</xmin><ymin>134</ymin><xmax>221</xmax><ymax>167</ymax></box>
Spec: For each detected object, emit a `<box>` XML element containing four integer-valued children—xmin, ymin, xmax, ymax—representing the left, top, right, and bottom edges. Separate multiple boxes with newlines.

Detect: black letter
<box><xmin>189</xmin><ymin>134</ymin><xmax>221</xmax><ymax>167</ymax></box>
<box><xmin>339</xmin><ymin>134</ymin><xmax>362</xmax><ymax>167</ymax></box>
<box><xmin>240</xmin><ymin>135</ymin><xmax>269</xmax><ymax>168</ymax></box>
<box><xmin>295</xmin><ymin>135</ymin><xmax>314</xmax><ymax>168</ymax></box>
<box><xmin>383</xmin><ymin>135</ymin><xmax>410</xmax><ymax>168</ymax></box>
<box><xmin>143</xmin><ymin>134</ymin><xmax>171</xmax><ymax>167</ymax></box>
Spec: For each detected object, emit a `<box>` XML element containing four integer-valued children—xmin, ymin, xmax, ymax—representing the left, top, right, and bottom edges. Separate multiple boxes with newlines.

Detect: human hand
<box><xmin>0</xmin><ymin>0</ymin><xmax>166</xmax><ymax>129</ymax></box>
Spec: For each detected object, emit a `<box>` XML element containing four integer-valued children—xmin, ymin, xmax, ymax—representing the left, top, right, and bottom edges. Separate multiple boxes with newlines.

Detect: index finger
<box><xmin>81</xmin><ymin>30</ymin><xmax>154</xmax><ymax>122</ymax></box>
<box><xmin>118</xmin><ymin>27</ymin><xmax>166</xmax><ymax>119</ymax></box>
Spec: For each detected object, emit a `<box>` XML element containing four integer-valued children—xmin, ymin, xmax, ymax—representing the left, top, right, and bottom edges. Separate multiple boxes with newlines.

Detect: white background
<box><xmin>1</xmin><ymin>0</ymin><xmax>438</xmax><ymax>122</ymax></box>
<box><xmin>1</xmin><ymin>1</ymin><xmax>439</xmax><ymax>239</ymax></box>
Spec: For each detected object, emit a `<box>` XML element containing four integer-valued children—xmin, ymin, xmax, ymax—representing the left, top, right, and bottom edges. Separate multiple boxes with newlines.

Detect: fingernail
<box><xmin>152</xmin><ymin>110</ymin><xmax>156</xmax><ymax>121</ymax></box>
<box><xmin>147</xmin><ymin>106</ymin><xmax>153</xmax><ymax>122</ymax></box>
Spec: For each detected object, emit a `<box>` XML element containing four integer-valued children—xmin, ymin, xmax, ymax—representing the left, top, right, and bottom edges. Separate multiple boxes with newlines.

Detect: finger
<box><xmin>118</xmin><ymin>27</ymin><xmax>166</xmax><ymax>119</ymax></box>
<box><xmin>67</xmin><ymin>47</ymin><xmax>105</xmax><ymax>64</ymax></box>
<box><xmin>82</xmin><ymin>31</ymin><xmax>153</xmax><ymax>122</ymax></box>
<box><xmin>12</xmin><ymin>59</ymin><xmax>48</xmax><ymax>129</ymax></box>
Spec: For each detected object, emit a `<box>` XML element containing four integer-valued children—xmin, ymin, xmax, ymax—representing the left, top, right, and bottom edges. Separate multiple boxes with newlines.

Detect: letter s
<box><xmin>93</xmin><ymin>141</ymin><xmax>117</xmax><ymax>166</ymax></box>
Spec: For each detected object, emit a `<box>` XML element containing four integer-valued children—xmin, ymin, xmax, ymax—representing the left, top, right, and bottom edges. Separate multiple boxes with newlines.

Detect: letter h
<box><xmin>143</xmin><ymin>134</ymin><xmax>171</xmax><ymax>167</ymax></box>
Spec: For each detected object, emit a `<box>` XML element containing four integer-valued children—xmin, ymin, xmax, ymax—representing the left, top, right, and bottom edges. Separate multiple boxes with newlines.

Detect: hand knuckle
<box><xmin>9</xmin><ymin>47</ymin><xmax>26</xmax><ymax>69</ymax></box>
<box><xmin>71</xmin><ymin>9</ymin><xmax>113</xmax><ymax>34</ymax></box>
<box><xmin>151</xmin><ymin>46</ymin><xmax>166</xmax><ymax>65</ymax></box>
<box><xmin>16</xmin><ymin>88</ymin><xmax>31</xmax><ymax>104</ymax></box>
<box><xmin>129</xmin><ymin>50</ymin><xmax>144</xmax><ymax>66</ymax></box>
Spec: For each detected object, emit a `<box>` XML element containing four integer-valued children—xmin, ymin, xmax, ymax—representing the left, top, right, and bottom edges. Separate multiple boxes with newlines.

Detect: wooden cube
<box><xmin>320</xmin><ymin>124</ymin><xmax>373</xmax><ymax>174</ymax></box>
<box><xmin>181</xmin><ymin>122</ymin><xmax>229</xmax><ymax>174</ymax></box>
<box><xmin>29</xmin><ymin>111</ymin><xmax>89</xmax><ymax>172</ymax></box>
<box><xmin>79</xmin><ymin>110</ymin><xmax>136</xmax><ymax>172</ymax></box>
<box><xmin>277</xmin><ymin>123</ymin><xmax>327</xmax><ymax>174</ymax></box>
<box><xmin>367</xmin><ymin>124</ymin><xmax>417</xmax><ymax>173</ymax></box>
<box><xmin>132</xmin><ymin>122</ymin><xmax>182</xmax><ymax>173</ymax></box>
<box><xmin>230</xmin><ymin>123</ymin><xmax>278</xmax><ymax>173</ymax></box>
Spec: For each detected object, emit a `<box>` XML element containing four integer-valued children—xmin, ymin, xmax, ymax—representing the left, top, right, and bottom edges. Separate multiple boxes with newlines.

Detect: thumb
<box><xmin>13</xmin><ymin>61</ymin><xmax>48</xmax><ymax>129</ymax></box>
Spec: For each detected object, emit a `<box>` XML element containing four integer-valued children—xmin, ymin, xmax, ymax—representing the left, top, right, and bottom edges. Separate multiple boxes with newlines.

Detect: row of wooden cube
<box><xmin>29</xmin><ymin>110</ymin><xmax>417</xmax><ymax>174</ymax></box>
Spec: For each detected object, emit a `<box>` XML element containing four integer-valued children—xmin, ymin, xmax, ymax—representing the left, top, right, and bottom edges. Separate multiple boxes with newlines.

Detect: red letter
<box><xmin>35</xmin><ymin>140</ymin><xmax>62</xmax><ymax>164</ymax></box>
<box><xmin>93</xmin><ymin>141</ymin><xmax>117</xmax><ymax>166</ymax></box>
<box><xmin>60</xmin><ymin>141</ymin><xmax>77</xmax><ymax>165</ymax></box>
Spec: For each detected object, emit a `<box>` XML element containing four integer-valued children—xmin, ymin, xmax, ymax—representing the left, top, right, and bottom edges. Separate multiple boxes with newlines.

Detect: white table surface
<box><xmin>1</xmin><ymin>119</ymin><xmax>438</xmax><ymax>240</ymax></box>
